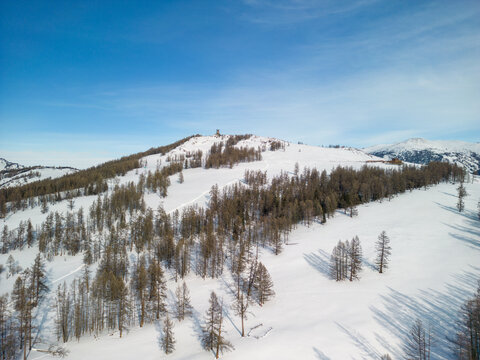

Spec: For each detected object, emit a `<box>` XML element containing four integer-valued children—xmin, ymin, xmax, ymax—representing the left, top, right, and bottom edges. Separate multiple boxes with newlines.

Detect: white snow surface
<box><xmin>0</xmin><ymin>167</ymin><xmax>76</xmax><ymax>188</ymax></box>
<box><xmin>363</xmin><ymin>138</ymin><xmax>480</xmax><ymax>154</ymax></box>
<box><xmin>1</xmin><ymin>135</ymin><xmax>479</xmax><ymax>360</ymax></box>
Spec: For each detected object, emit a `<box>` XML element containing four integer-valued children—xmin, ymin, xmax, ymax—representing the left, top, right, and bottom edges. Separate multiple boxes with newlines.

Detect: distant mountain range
<box><xmin>363</xmin><ymin>138</ymin><xmax>480</xmax><ymax>174</ymax></box>
<box><xmin>0</xmin><ymin>157</ymin><xmax>77</xmax><ymax>188</ymax></box>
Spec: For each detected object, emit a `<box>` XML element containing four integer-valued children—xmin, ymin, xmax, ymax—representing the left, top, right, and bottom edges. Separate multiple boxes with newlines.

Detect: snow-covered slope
<box><xmin>0</xmin><ymin>158</ymin><xmax>77</xmax><ymax>188</ymax></box>
<box><xmin>1</xmin><ymin>134</ymin><xmax>478</xmax><ymax>360</ymax></box>
<box><xmin>0</xmin><ymin>157</ymin><xmax>23</xmax><ymax>172</ymax></box>
<box><xmin>363</xmin><ymin>138</ymin><xmax>480</xmax><ymax>174</ymax></box>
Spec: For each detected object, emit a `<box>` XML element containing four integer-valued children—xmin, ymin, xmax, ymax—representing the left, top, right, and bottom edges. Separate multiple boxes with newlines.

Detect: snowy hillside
<box><xmin>0</xmin><ymin>158</ymin><xmax>23</xmax><ymax>172</ymax></box>
<box><xmin>0</xmin><ymin>158</ymin><xmax>77</xmax><ymax>189</ymax></box>
<box><xmin>364</xmin><ymin>138</ymin><xmax>480</xmax><ymax>174</ymax></box>
<box><xmin>1</xmin><ymin>134</ymin><xmax>478</xmax><ymax>360</ymax></box>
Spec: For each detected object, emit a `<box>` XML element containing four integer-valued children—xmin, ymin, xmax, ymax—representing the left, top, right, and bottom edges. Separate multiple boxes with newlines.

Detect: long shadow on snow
<box><xmin>219</xmin><ymin>276</ymin><xmax>242</xmax><ymax>336</ymax></box>
<box><xmin>312</xmin><ymin>347</ymin><xmax>331</xmax><ymax>360</ymax></box>
<box><xmin>448</xmin><ymin>232</ymin><xmax>480</xmax><ymax>250</ymax></box>
<box><xmin>303</xmin><ymin>250</ymin><xmax>331</xmax><ymax>278</ymax></box>
<box><xmin>336</xmin><ymin>322</ymin><xmax>382</xmax><ymax>359</ymax></box>
<box><xmin>434</xmin><ymin>202</ymin><xmax>477</xmax><ymax>221</ymax></box>
<box><xmin>369</xmin><ymin>268</ymin><xmax>480</xmax><ymax>360</ymax></box>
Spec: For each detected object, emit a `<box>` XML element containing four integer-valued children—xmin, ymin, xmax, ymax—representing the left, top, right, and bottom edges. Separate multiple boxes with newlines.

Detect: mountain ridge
<box><xmin>363</xmin><ymin>137</ymin><xmax>480</xmax><ymax>174</ymax></box>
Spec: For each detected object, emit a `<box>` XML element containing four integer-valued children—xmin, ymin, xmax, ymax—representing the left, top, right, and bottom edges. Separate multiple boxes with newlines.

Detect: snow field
<box><xmin>0</xmin><ymin>135</ymin><xmax>478</xmax><ymax>359</ymax></box>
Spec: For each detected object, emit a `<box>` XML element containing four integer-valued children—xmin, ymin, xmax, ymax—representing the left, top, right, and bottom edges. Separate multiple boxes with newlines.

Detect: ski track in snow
<box><xmin>51</xmin><ymin>264</ymin><xmax>85</xmax><ymax>284</ymax></box>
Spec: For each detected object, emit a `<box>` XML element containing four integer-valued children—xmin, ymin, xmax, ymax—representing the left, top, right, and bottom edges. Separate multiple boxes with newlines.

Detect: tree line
<box><xmin>0</xmin><ymin>135</ymin><xmax>197</xmax><ymax>217</ymax></box>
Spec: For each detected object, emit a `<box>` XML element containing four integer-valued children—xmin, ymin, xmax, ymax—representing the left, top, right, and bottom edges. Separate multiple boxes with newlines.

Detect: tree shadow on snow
<box><xmin>442</xmin><ymin>219</ymin><xmax>480</xmax><ymax>250</ymax></box>
<box><xmin>336</xmin><ymin>322</ymin><xmax>382</xmax><ymax>359</ymax></box>
<box><xmin>312</xmin><ymin>347</ymin><xmax>331</xmax><ymax>360</ymax></box>
<box><xmin>369</xmin><ymin>267</ymin><xmax>480</xmax><ymax>360</ymax></box>
<box><xmin>439</xmin><ymin>191</ymin><xmax>457</xmax><ymax>198</ymax></box>
<box><xmin>154</xmin><ymin>319</ymin><xmax>164</xmax><ymax>350</ymax></box>
<box><xmin>303</xmin><ymin>249</ymin><xmax>331</xmax><ymax>278</ymax></box>
<box><xmin>434</xmin><ymin>202</ymin><xmax>477</xmax><ymax>221</ymax></box>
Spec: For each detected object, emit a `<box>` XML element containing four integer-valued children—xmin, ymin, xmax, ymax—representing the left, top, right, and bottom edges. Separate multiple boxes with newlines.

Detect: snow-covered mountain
<box><xmin>0</xmin><ymin>157</ymin><xmax>77</xmax><ymax>188</ymax></box>
<box><xmin>1</xmin><ymin>134</ymin><xmax>478</xmax><ymax>360</ymax></box>
<box><xmin>363</xmin><ymin>138</ymin><xmax>480</xmax><ymax>174</ymax></box>
<box><xmin>0</xmin><ymin>157</ymin><xmax>23</xmax><ymax>172</ymax></box>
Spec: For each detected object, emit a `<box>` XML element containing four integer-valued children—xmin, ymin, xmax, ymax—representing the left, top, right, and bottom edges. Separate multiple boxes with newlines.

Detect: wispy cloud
<box><xmin>241</xmin><ymin>0</ymin><xmax>379</xmax><ymax>25</ymax></box>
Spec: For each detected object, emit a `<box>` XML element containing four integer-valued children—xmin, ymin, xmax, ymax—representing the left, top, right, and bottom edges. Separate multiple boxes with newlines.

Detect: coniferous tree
<box><xmin>330</xmin><ymin>240</ymin><xmax>348</xmax><ymax>281</ymax></box>
<box><xmin>375</xmin><ymin>231</ymin><xmax>391</xmax><ymax>274</ymax></box>
<box><xmin>403</xmin><ymin>319</ymin><xmax>432</xmax><ymax>360</ymax></box>
<box><xmin>161</xmin><ymin>314</ymin><xmax>176</xmax><ymax>354</ymax></box>
<box><xmin>455</xmin><ymin>282</ymin><xmax>480</xmax><ymax>359</ymax></box>
<box><xmin>174</xmin><ymin>282</ymin><xmax>192</xmax><ymax>321</ymax></box>
<box><xmin>12</xmin><ymin>274</ymin><xmax>33</xmax><ymax>360</ymax></box>
<box><xmin>133</xmin><ymin>256</ymin><xmax>148</xmax><ymax>327</ymax></box>
<box><xmin>0</xmin><ymin>294</ymin><xmax>17</xmax><ymax>360</ymax></box>
<box><xmin>202</xmin><ymin>292</ymin><xmax>233</xmax><ymax>358</ymax></box>
<box><xmin>348</xmin><ymin>236</ymin><xmax>362</xmax><ymax>281</ymax></box>
<box><xmin>55</xmin><ymin>282</ymin><xmax>71</xmax><ymax>343</ymax></box>
<box><xmin>457</xmin><ymin>181</ymin><xmax>467</xmax><ymax>212</ymax></box>
<box><xmin>232</xmin><ymin>292</ymin><xmax>248</xmax><ymax>337</ymax></box>
<box><xmin>254</xmin><ymin>262</ymin><xmax>275</xmax><ymax>306</ymax></box>
<box><xmin>31</xmin><ymin>253</ymin><xmax>48</xmax><ymax>306</ymax></box>
<box><xmin>147</xmin><ymin>259</ymin><xmax>167</xmax><ymax>320</ymax></box>
<box><xmin>26</xmin><ymin>220</ymin><xmax>34</xmax><ymax>247</ymax></box>
<box><xmin>1</xmin><ymin>225</ymin><xmax>8</xmax><ymax>254</ymax></box>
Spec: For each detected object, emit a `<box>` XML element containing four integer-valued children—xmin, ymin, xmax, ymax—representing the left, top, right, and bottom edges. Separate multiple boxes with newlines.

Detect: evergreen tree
<box><xmin>161</xmin><ymin>314</ymin><xmax>176</xmax><ymax>354</ymax></box>
<box><xmin>254</xmin><ymin>262</ymin><xmax>275</xmax><ymax>306</ymax></box>
<box><xmin>375</xmin><ymin>231</ymin><xmax>391</xmax><ymax>274</ymax></box>
<box><xmin>147</xmin><ymin>259</ymin><xmax>167</xmax><ymax>320</ymax></box>
<box><xmin>31</xmin><ymin>253</ymin><xmax>48</xmax><ymax>306</ymax></box>
<box><xmin>133</xmin><ymin>256</ymin><xmax>148</xmax><ymax>327</ymax></box>
<box><xmin>457</xmin><ymin>181</ymin><xmax>468</xmax><ymax>212</ymax></box>
<box><xmin>26</xmin><ymin>220</ymin><xmax>34</xmax><ymax>247</ymax></box>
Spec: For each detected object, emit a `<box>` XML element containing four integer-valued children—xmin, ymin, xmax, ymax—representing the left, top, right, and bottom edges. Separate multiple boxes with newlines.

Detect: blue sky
<box><xmin>1</xmin><ymin>0</ymin><xmax>479</xmax><ymax>168</ymax></box>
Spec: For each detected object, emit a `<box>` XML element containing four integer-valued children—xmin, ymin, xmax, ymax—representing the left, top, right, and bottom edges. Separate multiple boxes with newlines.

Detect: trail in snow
<box><xmin>167</xmin><ymin>161</ymin><xmax>270</xmax><ymax>214</ymax></box>
<box><xmin>51</xmin><ymin>264</ymin><xmax>85</xmax><ymax>284</ymax></box>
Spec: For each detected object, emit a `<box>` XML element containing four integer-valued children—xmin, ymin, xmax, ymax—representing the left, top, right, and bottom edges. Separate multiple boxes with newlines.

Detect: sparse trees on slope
<box><xmin>375</xmin><ymin>231</ymin><xmax>391</xmax><ymax>274</ymax></box>
<box><xmin>161</xmin><ymin>314</ymin><xmax>175</xmax><ymax>354</ymax></box>
<box><xmin>12</xmin><ymin>274</ymin><xmax>34</xmax><ymax>360</ymax></box>
<box><xmin>404</xmin><ymin>319</ymin><xmax>432</xmax><ymax>360</ymax></box>
<box><xmin>455</xmin><ymin>282</ymin><xmax>480</xmax><ymax>359</ymax></box>
<box><xmin>330</xmin><ymin>237</ymin><xmax>363</xmax><ymax>281</ymax></box>
<box><xmin>133</xmin><ymin>256</ymin><xmax>148</xmax><ymax>327</ymax></box>
<box><xmin>0</xmin><ymin>294</ymin><xmax>17</xmax><ymax>360</ymax></box>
